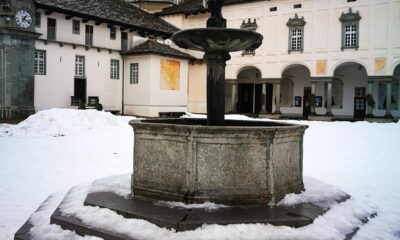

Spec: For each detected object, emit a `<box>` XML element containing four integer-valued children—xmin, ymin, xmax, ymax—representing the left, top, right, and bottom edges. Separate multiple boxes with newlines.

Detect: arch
<box><xmin>280</xmin><ymin>62</ymin><xmax>311</xmax><ymax>75</ymax></box>
<box><xmin>391</xmin><ymin>61</ymin><xmax>400</xmax><ymax>75</ymax></box>
<box><xmin>331</xmin><ymin>60</ymin><xmax>369</xmax><ymax>76</ymax></box>
<box><xmin>236</xmin><ymin>65</ymin><xmax>262</xmax><ymax>78</ymax></box>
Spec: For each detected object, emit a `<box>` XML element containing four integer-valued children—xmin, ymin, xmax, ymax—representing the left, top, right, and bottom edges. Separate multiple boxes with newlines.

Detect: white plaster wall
<box><xmin>34</xmin><ymin>42</ymin><xmax>122</xmax><ymax>111</ymax></box>
<box><xmin>36</xmin><ymin>10</ymin><xmax>136</xmax><ymax>50</ymax></box>
<box><xmin>123</xmin><ymin>55</ymin><xmax>188</xmax><ymax>117</ymax></box>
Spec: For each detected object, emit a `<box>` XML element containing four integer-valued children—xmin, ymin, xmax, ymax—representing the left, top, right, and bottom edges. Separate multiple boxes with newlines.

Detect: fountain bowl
<box><xmin>130</xmin><ymin>118</ymin><xmax>307</xmax><ymax>205</ymax></box>
<box><xmin>171</xmin><ymin>28</ymin><xmax>263</xmax><ymax>52</ymax></box>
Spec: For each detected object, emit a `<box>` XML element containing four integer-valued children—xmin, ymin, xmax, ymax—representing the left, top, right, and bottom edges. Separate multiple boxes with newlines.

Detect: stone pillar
<box><xmin>204</xmin><ymin>51</ymin><xmax>231</xmax><ymax>126</ymax></box>
<box><xmin>274</xmin><ymin>79</ymin><xmax>281</xmax><ymax>114</ymax></box>
<box><xmin>366</xmin><ymin>80</ymin><xmax>374</xmax><ymax>116</ymax></box>
<box><xmin>231</xmin><ymin>83</ymin><xmax>237</xmax><ymax>112</ymax></box>
<box><xmin>326</xmin><ymin>81</ymin><xmax>333</xmax><ymax>116</ymax></box>
<box><xmin>310</xmin><ymin>81</ymin><xmax>316</xmax><ymax>115</ymax></box>
<box><xmin>385</xmin><ymin>80</ymin><xmax>392</xmax><ymax>118</ymax></box>
<box><xmin>261</xmin><ymin>83</ymin><xmax>267</xmax><ymax>113</ymax></box>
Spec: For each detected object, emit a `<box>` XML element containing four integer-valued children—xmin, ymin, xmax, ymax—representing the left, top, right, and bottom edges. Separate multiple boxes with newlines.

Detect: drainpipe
<box><xmin>121</xmin><ymin>55</ymin><xmax>125</xmax><ymax>115</ymax></box>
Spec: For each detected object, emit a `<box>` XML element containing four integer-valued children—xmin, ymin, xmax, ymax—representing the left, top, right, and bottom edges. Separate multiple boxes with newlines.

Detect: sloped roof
<box><xmin>34</xmin><ymin>0</ymin><xmax>179</xmax><ymax>37</ymax></box>
<box><xmin>123</xmin><ymin>40</ymin><xmax>196</xmax><ymax>60</ymax></box>
<box><xmin>156</xmin><ymin>0</ymin><xmax>265</xmax><ymax>16</ymax></box>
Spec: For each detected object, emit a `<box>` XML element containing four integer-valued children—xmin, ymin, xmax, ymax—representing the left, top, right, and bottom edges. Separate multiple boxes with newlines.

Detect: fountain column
<box><xmin>204</xmin><ymin>51</ymin><xmax>231</xmax><ymax>126</ymax></box>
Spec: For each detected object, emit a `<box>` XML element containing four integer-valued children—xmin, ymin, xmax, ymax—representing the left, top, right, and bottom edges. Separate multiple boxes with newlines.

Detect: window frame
<box><xmin>47</xmin><ymin>17</ymin><xmax>56</xmax><ymax>40</ymax></box>
<box><xmin>72</xmin><ymin>19</ymin><xmax>80</xmax><ymax>35</ymax></box>
<box><xmin>34</xmin><ymin>50</ymin><xmax>46</xmax><ymax>75</ymax></box>
<box><xmin>110</xmin><ymin>59</ymin><xmax>120</xmax><ymax>79</ymax></box>
<box><xmin>35</xmin><ymin>12</ymin><xmax>41</xmax><ymax>28</ymax></box>
<box><xmin>130</xmin><ymin>63</ymin><xmax>139</xmax><ymax>84</ymax></box>
<box><xmin>339</xmin><ymin>8</ymin><xmax>361</xmax><ymax>51</ymax></box>
<box><xmin>75</xmin><ymin>55</ymin><xmax>85</xmax><ymax>77</ymax></box>
<box><xmin>110</xmin><ymin>26</ymin><xmax>116</xmax><ymax>40</ymax></box>
<box><xmin>286</xmin><ymin>14</ymin><xmax>306</xmax><ymax>53</ymax></box>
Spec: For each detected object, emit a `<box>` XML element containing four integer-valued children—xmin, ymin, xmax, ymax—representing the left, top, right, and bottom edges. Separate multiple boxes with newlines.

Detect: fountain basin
<box><xmin>130</xmin><ymin>119</ymin><xmax>307</xmax><ymax>205</ymax></box>
<box><xmin>171</xmin><ymin>28</ymin><xmax>263</xmax><ymax>52</ymax></box>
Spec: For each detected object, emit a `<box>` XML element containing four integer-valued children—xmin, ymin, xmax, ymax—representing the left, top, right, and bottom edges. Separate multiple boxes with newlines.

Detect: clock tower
<box><xmin>0</xmin><ymin>0</ymin><xmax>38</xmax><ymax>119</ymax></box>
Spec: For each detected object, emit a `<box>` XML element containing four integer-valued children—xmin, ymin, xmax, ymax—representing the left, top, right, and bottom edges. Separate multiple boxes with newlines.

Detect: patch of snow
<box><xmin>157</xmin><ymin>201</ymin><xmax>229</xmax><ymax>210</ymax></box>
<box><xmin>0</xmin><ymin>108</ymin><xmax>134</xmax><ymax>137</ymax></box>
<box><xmin>278</xmin><ymin>176</ymin><xmax>348</xmax><ymax>209</ymax></box>
<box><xmin>89</xmin><ymin>174</ymin><xmax>131</xmax><ymax>198</ymax></box>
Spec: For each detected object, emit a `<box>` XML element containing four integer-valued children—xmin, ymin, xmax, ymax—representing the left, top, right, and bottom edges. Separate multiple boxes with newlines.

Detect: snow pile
<box><xmin>89</xmin><ymin>174</ymin><xmax>131</xmax><ymax>198</ymax></box>
<box><xmin>278</xmin><ymin>177</ymin><xmax>349</xmax><ymax>209</ymax></box>
<box><xmin>0</xmin><ymin>108</ymin><xmax>134</xmax><ymax>137</ymax></box>
<box><xmin>157</xmin><ymin>201</ymin><xmax>229</xmax><ymax>210</ymax></box>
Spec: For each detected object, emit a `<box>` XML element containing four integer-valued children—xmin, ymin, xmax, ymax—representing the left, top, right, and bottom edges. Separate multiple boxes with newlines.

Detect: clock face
<box><xmin>15</xmin><ymin>9</ymin><xmax>33</xmax><ymax>28</ymax></box>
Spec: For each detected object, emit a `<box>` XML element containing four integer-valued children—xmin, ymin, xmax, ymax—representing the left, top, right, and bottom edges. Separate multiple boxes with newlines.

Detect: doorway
<box><xmin>74</xmin><ymin>78</ymin><xmax>86</xmax><ymax>104</ymax></box>
<box><xmin>237</xmin><ymin>83</ymin><xmax>263</xmax><ymax>115</ymax></box>
<box><xmin>265</xmin><ymin>83</ymin><xmax>273</xmax><ymax>113</ymax></box>
<box><xmin>303</xmin><ymin>87</ymin><xmax>311</xmax><ymax>119</ymax></box>
<box><xmin>354</xmin><ymin>87</ymin><xmax>366</xmax><ymax>119</ymax></box>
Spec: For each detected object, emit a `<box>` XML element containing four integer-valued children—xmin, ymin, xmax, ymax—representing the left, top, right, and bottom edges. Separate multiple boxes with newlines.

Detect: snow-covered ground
<box><xmin>1</xmin><ymin>109</ymin><xmax>399</xmax><ymax>239</ymax></box>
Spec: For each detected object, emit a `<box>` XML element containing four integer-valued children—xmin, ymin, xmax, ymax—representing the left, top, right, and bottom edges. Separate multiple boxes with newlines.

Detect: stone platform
<box><xmin>15</xmin><ymin>188</ymin><xmax>353</xmax><ymax>240</ymax></box>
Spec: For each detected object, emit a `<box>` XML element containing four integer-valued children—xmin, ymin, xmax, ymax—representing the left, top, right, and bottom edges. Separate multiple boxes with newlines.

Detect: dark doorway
<box><xmin>354</xmin><ymin>87</ymin><xmax>366</xmax><ymax>119</ymax></box>
<box><xmin>303</xmin><ymin>87</ymin><xmax>311</xmax><ymax>119</ymax></box>
<box><xmin>74</xmin><ymin>78</ymin><xmax>86</xmax><ymax>104</ymax></box>
<box><xmin>238</xmin><ymin>83</ymin><xmax>263</xmax><ymax>115</ymax></box>
<box><xmin>265</xmin><ymin>83</ymin><xmax>273</xmax><ymax>113</ymax></box>
<box><xmin>121</xmin><ymin>32</ymin><xmax>128</xmax><ymax>51</ymax></box>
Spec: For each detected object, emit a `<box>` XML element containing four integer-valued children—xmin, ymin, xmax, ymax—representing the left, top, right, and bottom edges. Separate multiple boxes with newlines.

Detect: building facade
<box><xmin>1</xmin><ymin>0</ymin><xmax>399</xmax><ymax>120</ymax></box>
<box><xmin>160</xmin><ymin>0</ymin><xmax>400</xmax><ymax>119</ymax></box>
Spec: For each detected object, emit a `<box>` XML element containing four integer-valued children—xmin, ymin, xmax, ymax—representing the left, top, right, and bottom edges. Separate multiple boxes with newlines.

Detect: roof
<box><xmin>34</xmin><ymin>0</ymin><xmax>180</xmax><ymax>37</ymax></box>
<box><xmin>123</xmin><ymin>40</ymin><xmax>196</xmax><ymax>60</ymax></box>
<box><xmin>156</xmin><ymin>0</ymin><xmax>265</xmax><ymax>16</ymax></box>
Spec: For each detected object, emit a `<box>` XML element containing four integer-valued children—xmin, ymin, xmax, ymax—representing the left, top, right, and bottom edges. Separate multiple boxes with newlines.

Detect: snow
<box><xmin>1</xmin><ymin>109</ymin><xmax>400</xmax><ymax>239</ymax></box>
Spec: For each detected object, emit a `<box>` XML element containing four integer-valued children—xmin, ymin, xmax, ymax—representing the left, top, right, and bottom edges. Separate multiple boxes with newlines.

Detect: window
<box><xmin>35</xmin><ymin>12</ymin><xmax>41</xmax><ymax>28</ymax></box>
<box><xmin>294</xmin><ymin>4</ymin><xmax>302</xmax><ymax>9</ymax></box>
<box><xmin>110</xmin><ymin>27</ymin><xmax>116</xmax><ymax>40</ymax></box>
<box><xmin>130</xmin><ymin>63</ymin><xmax>138</xmax><ymax>84</ymax></box>
<box><xmin>287</xmin><ymin>14</ymin><xmax>306</xmax><ymax>53</ymax></box>
<box><xmin>340</xmin><ymin>8</ymin><xmax>361</xmax><ymax>50</ymax></box>
<box><xmin>85</xmin><ymin>25</ymin><xmax>93</xmax><ymax>46</ymax></box>
<box><xmin>121</xmin><ymin>32</ymin><xmax>128</xmax><ymax>51</ymax></box>
<box><xmin>270</xmin><ymin>7</ymin><xmax>277</xmax><ymax>12</ymax></box>
<box><xmin>47</xmin><ymin>18</ymin><xmax>56</xmax><ymax>40</ymax></box>
<box><xmin>291</xmin><ymin>28</ymin><xmax>303</xmax><ymax>50</ymax></box>
<box><xmin>75</xmin><ymin>56</ymin><xmax>85</xmax><ymax>77</ymax></box>
<box><xmin>34</xmin><ymin>50</ymin><xmax>46</xmax><ymax>75</ymax></box>
<box><xmin>110</xmin><ymin>59</ymin><xmax>119</xmax><ymax>79</ymax></box>
<box><xmin>72</xmin><ymin>20</ymin><xmax>80</xmax><ymax>34</ymax></box>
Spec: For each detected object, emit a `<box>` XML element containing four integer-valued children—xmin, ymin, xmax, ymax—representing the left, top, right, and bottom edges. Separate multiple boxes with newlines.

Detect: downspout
<box><xmin>121</xmin><ymin>55</ymin><xmax>125</xmax><ymax>115</ymax></box>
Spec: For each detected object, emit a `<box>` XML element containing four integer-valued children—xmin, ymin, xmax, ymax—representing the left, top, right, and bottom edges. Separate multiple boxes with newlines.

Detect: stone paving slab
<box><xmin>84</xmin><ymin>192</ymin><xmax>317</xmax><ymax>231</ymax></box>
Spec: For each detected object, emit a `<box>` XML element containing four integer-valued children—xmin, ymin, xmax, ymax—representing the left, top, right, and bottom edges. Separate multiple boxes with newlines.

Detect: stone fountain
<box><xmin>129</xmin><ymin>0</ymin><xmax>307</xmax><ymax>206</ymax></box>
<box><xmin>16</xmin><ymin>1</ymin><xmax>337</xmax><ymax>239</ymax></box>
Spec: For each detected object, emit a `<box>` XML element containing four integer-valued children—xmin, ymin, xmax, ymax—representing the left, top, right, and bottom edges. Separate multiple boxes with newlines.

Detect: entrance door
<box><xmin>303</xmin><ymin>87</ymin><xmax>311</xmax><ymax>119</ymax></box>
<box><xmin>265</xmin><ymin>83</ymin><xmax>273</xmax><ymax>113</ymax></box>
<box><xmin>238</xmin><ymin>83</ymin><xmax>263</xmax><ymax>115</ymax></box>
<box><xmin>354</xmin><ymin>87</ymin><xmax>366</xmax><ymax>119</ymax></box>
<box><xmin>74</xmin><ymin>78</ymin><xmax>86</xmax><ymax>104</ymax></box>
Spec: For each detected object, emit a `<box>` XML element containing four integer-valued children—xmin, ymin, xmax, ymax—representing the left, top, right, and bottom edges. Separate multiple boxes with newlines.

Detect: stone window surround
<box><xmin>35</xmin><ymin>50</ymin><xmax>46</xmax><ymax>75</ymax></box>
<box><xmin>110</xmin><ymin>59</ymin><xmax>119</xmax><ymax>79</ymax></box>
<box><xmin>130</xmin><ymin>63</ymin><xmax>139</xmax><ymax>84</ymax></box>
<box><xmin>287</xmin><ymin>14</ymin><xmax>306</xmax><ymax>54</ymax></box>
<box><xmin>72</xmin><ymin>19</ymin><xmax>80</xmax><ymax>35</ymax></box>
<box><xmin>340</xmin><ymin>8</ymin><xmax>361</xmax><ymax>51</ymax></box>
<box><xmin>75</xmin><ymin>55</ymin><xmax>85</xmax><ymax>77</ymax></box>
<box><xmin>240</xmin><ymin>18</ymin><xmax>258</xmax><ymax>56</ymax></box>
